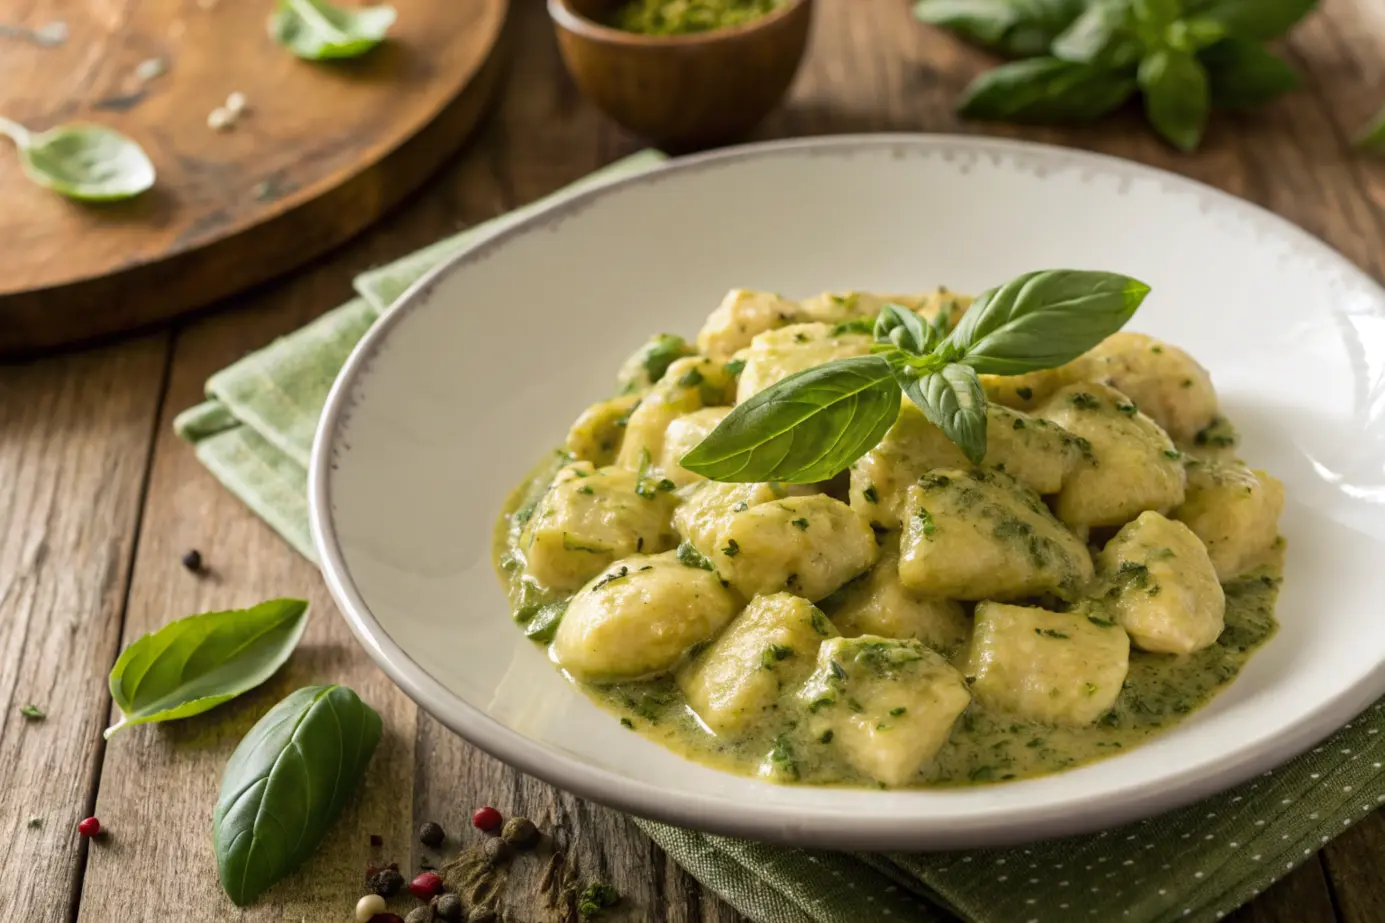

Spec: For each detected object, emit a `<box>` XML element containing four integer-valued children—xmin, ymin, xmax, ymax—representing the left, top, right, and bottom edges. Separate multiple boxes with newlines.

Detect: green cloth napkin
<box><xmin>175</xmin><ymin>150</ymin><xmax>1385</xmax><ymax>923</ymax></box>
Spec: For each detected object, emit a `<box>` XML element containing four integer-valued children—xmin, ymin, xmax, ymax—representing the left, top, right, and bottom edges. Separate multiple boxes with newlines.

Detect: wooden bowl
<box><xmin>548</xmin><ymin>0</ymin><xmax>812</xmax><ymax>150</ymax></box>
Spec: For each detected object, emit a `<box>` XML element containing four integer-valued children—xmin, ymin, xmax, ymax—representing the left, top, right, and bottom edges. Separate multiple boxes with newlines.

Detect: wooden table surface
<box><xmin>4</xmin><ymin>2</ymin><xmax>1385</xmax><ymax>921</ymax></box>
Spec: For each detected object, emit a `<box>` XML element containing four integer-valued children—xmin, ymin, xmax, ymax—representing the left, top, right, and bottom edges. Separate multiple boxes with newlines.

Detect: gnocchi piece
<box><xmin>697</xmin><ymin>289</ymin><xmax>804</xmax><ymax>361</ymax></box>
<box><xmin>1174</xmin><ymin>460</ymin><xmax>1284</xmax><ymax>580</ymax></box>
<box><xmin>849</xmin><ymin>401</ymin><xmax>1079</xmax><ymax>529</ymax></box>
<box><xmin>825</xmin><ymin>540</ymin><xmax>969</xmax><ymax>656</ymax></box>
<box><xmin>520</xmin><ymin>462</ymin><xmax>678</xmax><ymax>592</ymax></box>
<box><xmin>733</xmin><ymin>323</ymin><xmax>874</xmax><ymax>403</ymax></box>
<box><xmin>660</xmin><ymin>407</ymin><xmax>731</xmax><ymax>488</ymax></box>
<box><xmin>980</xmin><ymin>356</ymin><xmax>1093</xmax><ymax>412</ymax></box>
<box><xmin>965</xmin><ymin>602</ymin><xmax>1129</xmax><ymax>726</ymax></box>
<box><xmin>711</xmin><ymin>495</ymin><xmax>879</xmax><ymax>601</ymax></box>
<box><xmin>614</xmin><ymin>333</ymin><xmax>696</xmax><ymax>395</ymax></box>
<box><xmin>1082</xmin><ymin>332</ymin><xmax>1218</xmax><ymax>443</ymax></box>
<box><xmin>553</xmin><ymin>552</ymin><xmax>740</xmax><ymax>683</ymax></box>
<box><xmin>1035</xmin><ymin>382</ymin><xmax>1186</xmax><ymax>529</ymax></box>
<box><xmin>1096</xmin><ymin>511</ymin><xmax>1225</xmax><ymax>654</ymax></box>
<box><xmin>798</xmin><ymin>636</ymin><xmax>972</xmax><ymax>785</ymax></box>
<box><xmin>677</xmin><ymin>593</ymin><xmax>838</xmax><ymax>736</ymax></box>
<box><xmin>565</xmin><ymin>393</ymin><xmax>641</xmax><ymax>466</ymax></box>
<box><xmin>798</xmin><ymin>290</ymin><xmax>904</xmax><ymax>323</ymax></box>
<box><xmin>616</xmin><ymin>356</ymin><xmax>736</xmax><ymax>471</ymax></box>
<box><xmin>673</xmin><ymin>480</ymin><xmax>818</xmax><ymax>551</ymax></box>
<box><xmin>897</xmin><ymin>469</ymin><xmax>1094</xmax><ymax>601</ymax></box>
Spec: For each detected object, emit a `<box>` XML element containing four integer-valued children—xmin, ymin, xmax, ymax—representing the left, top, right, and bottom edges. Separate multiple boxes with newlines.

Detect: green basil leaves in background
<box><xmin>0</xmin><ymin>118</ymin><xmax>155</xmax><ymax>201</ymax></box>
<box><xmin>105</xmin><ymin>599</ymin><xmax>310</xmax><ymax>738</ymax></box>
<box><xmin>685</xmin><ymin>269</ymin><xmax>1149</xmax><ymax>482</ymax></box>
<box><xmin>680</xmin><ymin>356</ymin><xmax>902</xmax><ymax>483</ymax></box>
<box><xmin>269</xmin><ymin>0</ymin><xmax>397</xmax><ymax>60</ymax></box>
<box><xmin>916</xmin><ymin>0</ymin><xmax>1319</xmax><ymax>151</ymax></box>
<box><xmin>214</xmin><ymin>685</ymin><xmax>381</xmax><ymax>906</ymax></box>
<box><xmin>1358</xmin><ymin>106</ymin><xmax>1385</xmax><ymax>153</ymax></box>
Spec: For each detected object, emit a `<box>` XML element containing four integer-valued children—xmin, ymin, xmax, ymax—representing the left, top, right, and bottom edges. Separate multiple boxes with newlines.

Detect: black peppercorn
<box><xmin>405</xmin><ymin>908</ymin><xmax>434</xmax><ymax>923</ymax></box>
<box><xmin>482</xmin><ymin>836</ymin><xmax>512</xmax><ymax>866</ymax></box>
<box><xmin>432</xmin><ymin>893</ymin><xmax>464</xmax><ymax>922</ymax></box>
<box><xmin>367</xmin><ymin>864</ymin><xmax>405</xmax><ymax>897</ymax></box>
<box><xmin>500</xmin><ymin>816</ymin><xmax>539</xmax><ymax>851</ymax></box>
<box><xmin>418</xmin><ymin>821</ymin><xmax>445</xmax><ymax>848</ymax></box>
<box><xmin>467</xmin><ymin>907</ymin><xmax>496</xmax><ymax>923</ymax></box>
<box><xmin>181</xmin><ymin>549</ymin><xmax>203</xmax><ymax>573</ymax></box>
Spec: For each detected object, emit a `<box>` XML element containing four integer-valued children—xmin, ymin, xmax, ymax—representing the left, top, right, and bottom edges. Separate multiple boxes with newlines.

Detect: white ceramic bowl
<box><xmin>311</xmin><ymin>135</ymin><xmax>1385</xmax><ymax>850</ymax></box>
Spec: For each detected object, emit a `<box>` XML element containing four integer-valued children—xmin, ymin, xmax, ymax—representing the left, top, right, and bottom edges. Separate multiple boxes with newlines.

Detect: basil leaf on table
<box><xmin>945</xmin><ymin>269</ymin><xmax>1151</xmax><ymax>375</ymax></box>
<box><xmin>1200</xmin><ymin>38</ymin><xmax>1299</xmax><ymax>109</ymax></box>
<box><xmin>1051</xmin><ymin>1</ymin><xmax>1140</xmax><ymax>67</ymax></box>
<box><xmin>680</xmin><ymin>356</ymin><xmax>902</xmax><ymax>484</ymax></box>
<box><xmin>959</xmin><ymin>57</ymin><xmax>1138</xmax><ymax>123</ymax></box>
<box><xmin>1358</xmin><ymin>105</ymin><xmax>1385</xmax><ymax>153</ymax></box>
<box><xmin>1139</xmin><ymin>48</ymin><xmax>1211</xmax><ymax>151</ymax></box>
<box><xmin>0</xmin><ymin>118</ymin><xmax>154</xmax><ymax>202</ymax></box>
<box><xmin>1184</xmin><ymin>0</ymin><xmax>1317</xmax><ymax>41</ymax></box>
<box><xmin>105</xmin><ymin>598</ymin><xmax>310</xmax><ymax>739</ymax></box>
<box><xmin>214</xmin><ymin>685</ymin><xmax>381</xmax><ymax>906</ymax></box>
<box><xmin>914</xmin><ymin>0</ymin><xmax>1085</xmax><ymax>57</ymax></box>
<box><xmin>269</xmin><ymin>0</ymin><xmax>397</xmax><ymax>60</ymax></box>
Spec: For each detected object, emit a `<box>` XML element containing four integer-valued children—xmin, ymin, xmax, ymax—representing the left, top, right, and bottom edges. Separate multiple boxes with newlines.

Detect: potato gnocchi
<box><xmin>496</xmin><ymin>287</ymin><xmax>1284</xmax><ymax>788</ymax></box>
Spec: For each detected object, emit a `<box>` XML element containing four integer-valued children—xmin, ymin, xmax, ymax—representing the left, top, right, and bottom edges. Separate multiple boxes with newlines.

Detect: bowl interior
<box><xmin>314</xmin><ymin>136</ymin><xmax>1385</xmax><ymax>850</ymax></box>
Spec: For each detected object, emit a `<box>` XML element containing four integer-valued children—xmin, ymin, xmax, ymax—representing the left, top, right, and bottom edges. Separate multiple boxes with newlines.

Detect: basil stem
<box><xmin>680</xmin><ymin>355</ymin><xmax>902</xmax><ymax>483</ymax></box>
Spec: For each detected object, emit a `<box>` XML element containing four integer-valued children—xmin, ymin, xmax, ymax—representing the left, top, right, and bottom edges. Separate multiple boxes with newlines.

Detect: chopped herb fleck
<box><xmin>562</xmin><ymin>534</ymin><xmax>610</xmax><ymax>554</ymax></box>
<box><xmin>1087</xmin><ymin>615</ymin><xmax>1116</xmax><ymax>628</ymax></box>
<box><xmin>578</xmin><ymin>882</ymin><xmax>621</xmax><ymax>920</ymax></box>
<box><xmin>761</xmin><ymin>643</ymin><xmax>795</xmax><ymax>669</ymax></box>
<box><xmin>819</xmin><ymin>729</ymin><xmax>834</xmax><ymax>744</ymax></box>
<box><xmin>19</xmin><ymin>704</ymin><xmax>45</xmax><ymax>720</ymax></box>
<box><xmin>591</xmin><ymin>566</ymin><xmax>630</xmax><ymax>591</ymax></box>
<box><xmin>677</xmin><ymin>367</ymin><xmax>705</xmax><ymax>388</ymax></box>
<box><xmin>862</xmin><ymin>485</ymin><xmax>879</xmax><ymax>503</ymax></box>
<box><xmin>791</xmin><ymin>517</ymin><xmax>810</xmax><ymax>531</ymax></box>
<box><xmin>1117</xmin><ymin>560</ymin><xmax>1150</xmax><ymax>588</ymax></box>
<box><xmin>1015</xmin><ymin>386</ymin><xmax>1034</xmax><ymax>401</ymax></box>
<box><xmin>1151</xmin><ymin>345</ymin><xmax>1164</xmax><ymax>354</ymax></box>
<box><xmin>27</xmin><ymin>817</ymin><xmax>42</xmax><ymax>828</ymax></box>
<box><xmin>731</xmin><ymin>500</ymin><xmax>749</xmax><ymax>512</ymax></box>
<box><xmin>1035</xmin><ymin>628</ymin><xmax>1069</xmax><ymax>639</ymax></box>
<box><xmin>829</xmin><ymin>660</ymin><xmax>847</xmax><ymax>680</ymax></box>
<box><xmin>724</xmin><ymin>358</ymin><xmax>746</xmax><ymax>377</ymax></box>
<box><xmin>1084</xmin><ymin>683</ymin><xmax>1099</xmax><ymax>696</ymax></box>
<box><xmin>1163</xmin><ymin>449</ymin><xmax>1181</xmax><ymax>460</ymax></box>
<box><xmin>915</xmin><ymin>507</ymin><xmax>937</xmax><ymax>537</ymax></box>
<box><xmin>619</xmin><ymin>717</ymin><xmax>634</xmax><ymax>729</ymax></box>
<box><xmin>1068</xmin><ymin>392</ymin><xmax>1100</xmax><ymax>410</ymax></box>
<box><xmin>578</xmin><ymin>485</ymin><xmax>595</xmax><ymax>495</ymax></box>
<box><xmin>676</xmin><ymin>541</ymin><xmax>714</xmax><ymax>570</ymax></box>
<box><xmin>889</xmin><ymin>706</ymin><xmax>907</xmax><ymax>716</ymax></box>
<box><xmin>1116</xmin><ymin>402</ymin><xmax>1138</xmax><ymax>416</ymax></box>
<box><xmin>722</xmin><ymin>539</ymin><xmax>740</xmax><ymax>557</ymax></box>
<box><xmin>810</xmin><ymin>609</ymin><xmax>833</xmax><ymax>636</ymax></box>
<box><xmin>1013</xmin><ymin>417</ymin><xmax>1026</xmax><ymax>430</ymax></box>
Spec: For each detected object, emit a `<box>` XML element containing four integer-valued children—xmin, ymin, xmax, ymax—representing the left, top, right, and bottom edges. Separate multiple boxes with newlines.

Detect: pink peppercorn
<box><xmin>408</xmin><ymin>871</ymin><xmax>443</xmax><ymax>900</ymax></box>
<box><xmin>77</xmin><ymin>817</ymin><xmax>101</xmax><ymax>838</ymax></box>
<box><xmin>471</xmin><ymin>806</ymin><xmax>502</xmax><ymax>834</ymax></box>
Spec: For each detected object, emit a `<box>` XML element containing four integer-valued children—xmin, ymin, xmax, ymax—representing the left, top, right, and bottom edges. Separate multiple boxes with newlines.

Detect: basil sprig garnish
<box><xmin>682</xmin><ymin>269</ymin><xmax>1149</xmax><ymax>481</ymax></box>
<box><xmin>916</xmin><ymin>0</ymin><xmax>1317</xmax><ymax>151</ymax></box>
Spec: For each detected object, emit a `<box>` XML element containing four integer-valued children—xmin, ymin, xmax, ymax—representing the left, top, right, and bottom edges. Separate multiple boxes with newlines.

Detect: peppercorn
<box><xmin>405</xmin><ymin>908</ymin><xmax>433</xmax><ymax>923</ymax></box>
<box><xmin>467</xmin><ymin>907</ymin><xmax>496</xmax><ymax>923</ymax></box>
<box><xmin>482</xmin><ymin>837</ymin><xmax>512</xmax><ymax>866</ymax></box>
<box><xmin>181</xmin><ymin>549</ymin><xmax>204</xmax><ymax>573</ymax></box>
<box><xmin>77</xmin><ymin>817</ymin><xmax>101</xmax><ymax>838</ymax></box>
<box><xmin>367</xmin><ymin>864</ymin><xmax>405</xmax><ymax>897</ymax></box>
<box><xmin>409</xmin><ymin>871</ymin><xmax>444</xmax><ymax>900</ymax></box>
<box><xmin>433</xmin><ymin>894</ymin><xmax>464</xmax><ymax>922</ymax></box>
<box><xmin>418</xmin><ymin>821</ymin><xmax>445</xmax><ymax>848</ymax></box>
<box><xmin>471</xmin><ymin>805</ymin><xmax>502</xmax><ymax>834</ymax></box>
<box><xmin>500</xmin><ymin>816</ymin><xmax>539</xmax><ymax>851</ymax></box>
<box><xmin>356</xmin><ymin>894</ymin><xmax>387</xmax><ymax>922</ymax></box>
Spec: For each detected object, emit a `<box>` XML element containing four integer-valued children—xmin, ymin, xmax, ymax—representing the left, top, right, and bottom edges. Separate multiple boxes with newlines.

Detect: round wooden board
<box><xmin>0</xmin><ymin>0</ymin><xmax>509</xmax><ymax>355</ymax></box>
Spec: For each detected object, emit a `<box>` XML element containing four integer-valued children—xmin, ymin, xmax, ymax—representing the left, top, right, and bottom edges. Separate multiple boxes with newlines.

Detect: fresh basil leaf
<box><xmin>959</xmin><ymin>58</ymin><xmax>1138</xmax><ymax>124</ymax></box>
<box><xmin>681</xmin><ymin>356</ymin><xmax>902</xmax><ymax>483</ymax></box>
<box><xmin>104</xmin><ymin>599</ymin><xmax>309</xmax><ymax>739</ymax></box>
<box><xmin>1007</xmin><ymin>0</ymin><xmax>1090</xmax><ymax>53</ymax></box>
<box><xmin>0</xmin><ymin>118</ymin><xmax>155</xmax><ymax>202</ymax></box>
<box><xmin>1166</xmin><ymin>16</ymin><xmax>1227</xmax><ymax>51</ymax></box>
<box><xmin>214</xmin><ymin>685</ymin><xmax>381</xmax><ymax>906</ymax></box>
<box><xmin>1052</xmin><ymin>1</ymin><xmax>1139</xmax><ymax>66</ymax></box>
<box><xmin>268</xmin><ymin>0</ymin><xmax>396</xmax><ymax>60</ymax></box>
<box><xmin>946</xmin><ymin>269</ymin><xmax>1151</xmax><ymax>375</ymax></box>
<box><xmin>1358</xmin><ymin>105</ymin><xmax>1385</xmax><ymax>153</ymax></box>
<box><xmin>524</xmin><ymin>601</ymin><xmax>568</xmax><ymax>643</ymax></box>
<box><xmin>874</xmin><ymin>303</ymin><xmax>934</xmax><ymax>356</ymax></box>
<box><xmin>1132</xmin><ymin>0</ymin><xmax>1181</xmax><ymax>30</ymax></box>
<box><xmin>1139</xmin><ymin>47</ymin><xmax>1210</xmax><ymax>151</ymax></box>
<box><xmin>1184</xmin><ymin>0</ymin><xmax>1316</xmax><ymax>40</ymax></box>
<box><xmin>898</xmin><ymin>363</ymin><xmax>989</xmax><ymax>465</ymax></box>
<box><xmin>913</xmin><ymin>0</ymin><xmax>1021</xmax><ymax>46</ymax></box>
<box><xmin>1200</xmin><ymin>38</ymin><xmax>1299</xmax><ymax>108</ymax></box>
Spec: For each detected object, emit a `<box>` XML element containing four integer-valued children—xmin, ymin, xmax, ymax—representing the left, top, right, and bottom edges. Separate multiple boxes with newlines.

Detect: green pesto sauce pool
<box><xmin>605</xmin><ymin>0</ymin><xmax>787</xmax><ymax>35</ymax></box>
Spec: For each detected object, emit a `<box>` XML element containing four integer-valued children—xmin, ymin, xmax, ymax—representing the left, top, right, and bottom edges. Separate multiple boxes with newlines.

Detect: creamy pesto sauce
<box><xmin>493</xmin><ymin>456</ymin><xmax>1281</xmax><ymax>789</ymax></box>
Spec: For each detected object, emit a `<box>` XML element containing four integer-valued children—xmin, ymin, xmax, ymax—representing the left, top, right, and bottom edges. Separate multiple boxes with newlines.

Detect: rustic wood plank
<box><xmin>1225</xmin><ymin>860</ymin><xmax>1340</xmax><ymax>923</ymax></box>
<box><xmin>1322</xmin><ymin>812</ymin><xmax>1385</xmax><ymax>923</ymax></box>
<box><xmin>0</xmin><ymin>336</ymin><xmax>168</xmax><ymax>923</ymax></box>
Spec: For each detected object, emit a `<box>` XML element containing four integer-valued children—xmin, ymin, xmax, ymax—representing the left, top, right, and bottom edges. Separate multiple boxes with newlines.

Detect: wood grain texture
<box><xmin>0</xmin><ymin>0</ymin><xmax>508</xmax><ymax>355</ymax></box>
<box><xmin>0</xmin><ymin>337</ymin><xmax>168</xmax><ymax>923</ymax></box>
<box><xmin>3</xmin><ymin>0</ymin><xmax>1385</xmax><ymax>921</ymax></box>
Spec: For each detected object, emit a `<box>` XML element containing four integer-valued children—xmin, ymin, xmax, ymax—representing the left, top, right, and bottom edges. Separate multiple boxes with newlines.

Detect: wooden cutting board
<box><xmin>0</xmin><ymin>0</ymin><xmax>509</xmax><ymax>355</ymax></box>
